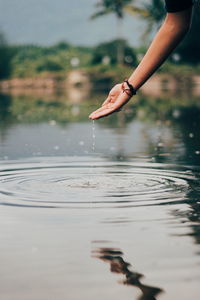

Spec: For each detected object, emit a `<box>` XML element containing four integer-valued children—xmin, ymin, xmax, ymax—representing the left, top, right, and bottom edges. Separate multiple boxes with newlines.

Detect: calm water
<box><xmin>0</xmin><ymin>91</ymin><xmax>200</xmax><ymax>300</ymax></box>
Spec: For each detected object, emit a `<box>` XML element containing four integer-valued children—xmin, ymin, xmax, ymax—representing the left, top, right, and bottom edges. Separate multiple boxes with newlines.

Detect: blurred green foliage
<box><xmin>86</xmin><ymin>64</ymin><xmax>134</xmax><ymax>92</ymax></box>
<box><xmin>0</xmin><ymin>0</ymin><xmax>199</xmax><ymax>80</ymax></box>
<box><xmin>0</xmin><ymin>33</ymin><xmax>15</xmax><ymax>79</ymax></box>
<box><xmin>138</xmin><ymin>0</ymin><xmax>200</xmax><ymax>65</ymax></box>
<box><xmin>0</xmin><ymin>93</ymin><xmax>99</xmax><ymax>125</ymax></box>
<box><xmin>9</xmin><ymin>42</ymin><xmax>93</xmax><ymax>78</ymax></box>
<box><xmin>91</xmin><ymin>39</ymin><xmax>137</xmax><ymax>66</ymax></box>
<box><xmin>177</xmin><ymin>6</ymin><xmax>200</xmax><ymax>65</ymax></box>
<box><xmin>1</xmin><ymin>34</ymin><xmax>198</xmax><ymax>81</ymax></box>
<box><xmin>1</xmin><ymin>89</ymin><xmax>200</xmax><ymax>128</ymax></box>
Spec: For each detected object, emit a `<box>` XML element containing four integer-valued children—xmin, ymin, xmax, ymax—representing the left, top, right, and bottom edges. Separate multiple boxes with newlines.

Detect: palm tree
<box><xmin>90</xmin><ymin>0</ymin><xmax>145</xmax><ymax>65</ymax></box>
<box><xmin>142</xmin><ymin>0</ymin><xmax>165</xmax><ymax>35</ymax></box>
<box><xmin>125</xmin><ymin>0</ymin><xmax>165</xmax><ymax>42</ymax></box>
<box><xmin>90</xmin><ymin>0</ymin><xmax>167</xmax><ymax>63</ymax></box>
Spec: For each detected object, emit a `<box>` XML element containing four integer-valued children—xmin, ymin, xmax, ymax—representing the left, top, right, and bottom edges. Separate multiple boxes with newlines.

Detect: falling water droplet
<box><xmin>92</xmin><ymin>120</ymin><xmax>95</xmax><ymax>152</ymax></box>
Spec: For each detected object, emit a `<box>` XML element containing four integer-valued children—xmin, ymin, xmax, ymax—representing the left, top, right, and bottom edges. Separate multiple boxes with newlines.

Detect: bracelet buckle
<box><xmin>122</xmin><ymin>79</ymin><xmax>137</xmax><ymax>97</ymax></box>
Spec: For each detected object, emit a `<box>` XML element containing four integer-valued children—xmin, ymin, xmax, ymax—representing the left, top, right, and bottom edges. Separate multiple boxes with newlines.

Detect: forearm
<box><xmin>128</xmin><ymin>9</ymin><xmax>193</xmax><ymax>90</ymax></box>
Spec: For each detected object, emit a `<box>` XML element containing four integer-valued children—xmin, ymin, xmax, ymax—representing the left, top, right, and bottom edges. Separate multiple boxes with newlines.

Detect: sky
<box><xmin>0</xmin><ymin>0</ymin><xmax>146</xmax><ymax>47</ymax></box>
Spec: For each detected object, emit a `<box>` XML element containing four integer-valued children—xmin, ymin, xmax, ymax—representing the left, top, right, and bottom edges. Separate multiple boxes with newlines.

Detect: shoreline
<box><xmin>0</xmin><ymin>70</ymin><xmax>200</xmax><ymax>98</ymax></box>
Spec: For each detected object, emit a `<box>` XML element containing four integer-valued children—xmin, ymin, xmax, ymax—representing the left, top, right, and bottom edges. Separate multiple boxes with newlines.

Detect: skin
<box><xmin>89</xmin><ymin>7</ymin><xmax>193</xmax><ymax>120</ymax></box>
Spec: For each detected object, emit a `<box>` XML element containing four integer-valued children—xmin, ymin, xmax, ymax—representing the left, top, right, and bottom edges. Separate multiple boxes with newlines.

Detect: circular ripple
<box><xmin>0</xmin><ymin>159</ymin><xmax>198</xmax><ymax>209</ymax></box>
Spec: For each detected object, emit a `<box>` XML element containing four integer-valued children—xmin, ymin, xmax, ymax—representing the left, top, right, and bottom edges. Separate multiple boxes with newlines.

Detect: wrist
<box><xmin>122</xmin><ymin>78</ymin><xmax>137</xmax><ymax>97</ymax></box>
<box><xmin>128</xmin><ymin>77</ymin><xmax>140</xmax><ymax>91</ymax></box>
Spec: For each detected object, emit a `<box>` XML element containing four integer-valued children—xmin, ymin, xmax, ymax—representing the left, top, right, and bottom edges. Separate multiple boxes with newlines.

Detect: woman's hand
<box><xmin>89</xmin><ymin>83</ymin><xmax>133</xmax><ymax>120</ymax></box>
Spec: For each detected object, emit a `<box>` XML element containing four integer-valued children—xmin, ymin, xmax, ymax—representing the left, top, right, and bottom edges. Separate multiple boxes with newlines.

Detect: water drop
<box><xmin>157</xmin><ymin>142</ymin><xmax>164</xmax><ymax>147</ymax></box>
<box><xmin>49</xmin><ymin>120</ymin><xmax>56</xmax><ymax>126</ymax></box>
<box><xmin>79</xmin><ymin>141</ymin><xmax>84</xmax><ymax>146</ymax></box>
<box><xmin>189</xmin><ymin>133</ymin><xmax>194</xmax><ymax>138</ymax></box>
<box><xmin>92</xmin><ymin>120</ymin><xmax>95</xmax><ymax>152</ymax></box>
<box><xmin>110</xmin><ymin>146</ymin><xmax>116</xmax><ymax>151</ymax></box>
<box><xmin>172</xmin><ymin>109</ymin><xmax>181</xmax><ymax>118</ymax></box>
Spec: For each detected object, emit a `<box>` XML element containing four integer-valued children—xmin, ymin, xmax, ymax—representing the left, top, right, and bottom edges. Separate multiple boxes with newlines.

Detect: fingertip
<box><xmin>89</xmin><ymin>114</ymin><xmax>95</xmax><ymax>120</ymax></box>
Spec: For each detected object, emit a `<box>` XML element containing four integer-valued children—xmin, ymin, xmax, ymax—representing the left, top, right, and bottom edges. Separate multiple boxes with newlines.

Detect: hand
<box><xmin>89</xmin><ymin>83</ymin><xmax>133</xmax><ymax>120</ymax></box>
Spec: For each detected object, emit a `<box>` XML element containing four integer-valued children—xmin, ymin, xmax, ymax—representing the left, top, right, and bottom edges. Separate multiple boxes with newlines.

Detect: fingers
<box><xmin>101</xmin><ymin>95</ymin><xmax>111</xmax><ymax>106</ymax></box>
<box><xmin>89</xmin><ymin>106</ymin><xmax>109</xmax><ymax>120</ymax></box>
<box><xmin>89</xmin><ymin>92</ymin><xmax>131</xmax><ymax>120</ymax></box>
<box><xmin>89</xmin><ymin>101</ymin><xmax>122</xmax><ymax>120</ymax></box>
<box><xmin>88</xmin><ymin>84</ymin><xmax>131</xmax><ymax>120</ymax></box>
<box><xmin>89</xmin><ymin>107</ymin><xmax>106</xmax><ymax>119</ymax></box>
<box><xmin>102</xmin><ymin>84</ymin><xmax>122</xmax><ymax>106</ymax></box>
<box><xmin>89</xmin><ymin>106</ymin><xmax>117</xmax><ymax>120</ymax></box>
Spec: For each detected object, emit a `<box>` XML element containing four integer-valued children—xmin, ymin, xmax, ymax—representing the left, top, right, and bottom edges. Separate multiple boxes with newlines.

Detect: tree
<box><xmin>141</xmin><ymin>0</ymin><xmax>165</xmax><ymax>35</ymax></box>
<box><xmin>0</xmin><ymin>32</ymin><xmax>14</xmax><ymax>79</ymax></box>
<box><xmin>90</xmin><ymin>0</ymin><xmax>144</xmax><ymax>65</ymax></box>
<box><xmin>130</xmin><ymin>0</ymin><xmax>200</xmax><ymax>64</ymax></box>
<box><xmin>176</xmin><ymin>5</ymin><xmax>200</xmax><ymax>64</ymax></box>
<box><xmin>126</xmin><ymin>0</ymin><xmax>165</xmax><ymax>40</ymax></box>
<box><xmin>36</xmin><ymin>58</ymin><xmax>64</xmax><ymax>72</ymax></box>
<box><xmin>91</xmin><ymin>38</ymin><xmax>137</xmax><ymax>66</ymax></box>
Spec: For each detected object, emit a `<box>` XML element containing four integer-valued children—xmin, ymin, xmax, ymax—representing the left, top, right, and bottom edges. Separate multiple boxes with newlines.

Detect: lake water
<box><xmin>0</xmin><ymin>91</ymin><xmax>200</xmax><ymax>300</ymax></box>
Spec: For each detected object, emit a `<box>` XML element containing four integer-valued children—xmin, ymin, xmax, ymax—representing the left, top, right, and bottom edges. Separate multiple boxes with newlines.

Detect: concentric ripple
<box><xmin>0</xmin><ymin>158</ymin><xmax>198</xmax><ymax>209</ymax></box>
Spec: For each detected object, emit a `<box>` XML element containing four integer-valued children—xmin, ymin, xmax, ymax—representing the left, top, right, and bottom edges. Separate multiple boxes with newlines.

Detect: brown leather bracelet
<box><xmin>122</xmin><ymin>79</ymin><xmax>137</xmax><ymax>97</ymax></box>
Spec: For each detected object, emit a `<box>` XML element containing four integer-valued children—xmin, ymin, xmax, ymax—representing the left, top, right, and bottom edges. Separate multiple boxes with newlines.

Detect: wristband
<box><xmin>122</xmin><ymin>79</ymin><xmax>137</xmax><ymax>97</ymax></box>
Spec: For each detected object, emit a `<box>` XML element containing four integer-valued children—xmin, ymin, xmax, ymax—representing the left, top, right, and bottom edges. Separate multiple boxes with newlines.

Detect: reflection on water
<box><xmin>0</xmin><ymin>89</ymin><xmax>200</xmax><ymax>300</ymax></box>
<box><xmin>0</xmin><ymin>91</ymin><xmax>200</xmax><ymax>165</ymax></box>
<box><xmin>171</xmin><ymin>178</ymin><xmax>200</xmax><ymax>246</ymax></box>
<box><xmin>93</xmin><ymin>247</ymin><xmax>163</xmax><ymax>300</ymax></box>
<box><xmin>92</xmin><ymin>120</ymin><xmax>96</xmax><ymax>152</ymax></box>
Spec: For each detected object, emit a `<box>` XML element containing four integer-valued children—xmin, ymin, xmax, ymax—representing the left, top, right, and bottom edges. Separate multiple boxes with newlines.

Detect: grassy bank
<box><xmin>1</xmin><ymin>39</ymin><xmax>200</xmax><ymax>81</ymax></box>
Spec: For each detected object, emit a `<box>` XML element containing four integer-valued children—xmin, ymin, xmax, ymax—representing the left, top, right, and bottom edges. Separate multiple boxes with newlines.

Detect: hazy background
<box><xmin>0</xmin><ymin>2</ymin><xmax>200</xmax><ymax>300</ymax></box>
<box><xmin>0</xmin><ymin>0</ymin><xmax>145</xmax><ymax>46</ymax></box>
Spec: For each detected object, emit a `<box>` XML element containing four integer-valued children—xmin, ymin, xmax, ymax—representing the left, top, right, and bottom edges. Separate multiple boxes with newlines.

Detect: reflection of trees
<box><xmin>170</xmin><ymin>107</ymin><xmax>200</xmax><ymax>165</ymax></box>
<box><xmin>171</xmin><ymin>172</ymin><xmax>200</xmax><ymax>247</ymax></box>
<box><xmin>170</xmin><ymin>108</ymin><xmax>200</xmax><ymax>245</ymax></box>
<box><xmin>1</xmin><ymin>90</ymin><xmax>199</xmax><ymax>127</ymax></box>
<box><xmin>92</xmin><ymin>247</ymin><xmax>163</xmax><ymax>300</ymax></box>
<box><xmin>0</xmin><ymin>94</ymin><xmax>98</xmax><ymax>125</ymax></box>
<box><xmin>0</xmin><ymin>92</ymin><xmax>137</xmax><ymax>127</ymax></box>
<box><xmin>98</xmin><ymin>107</ymin><xmax>136</xmax><ymax>128</ymax></box>
<box><xmin>0</xmin><ymin>94</ymin><xmax>12</xmax><ymax>120</ymax></box>
<box><xmin>0</xmin><ymin>94</ymin><xmax>15</xmax><ymax>142</ymax></box>
<box><xmin>134</xmin><ymin>95</ymin><xmax>200</xmax><ymax>123</ymax></box>
<box><xmin>1</xmin><ymin>92</ymin><xmax>200</xmax><ymax>163</ymax></box>
<box><xmin>152</xmin><ymin>106</ymin><xmax>200</xmax><ymax>246</ymax></box>
<box><xmin>131</xmin><ymin>96</ymin><xmax>200</xmax><ymax>165</ymax></box>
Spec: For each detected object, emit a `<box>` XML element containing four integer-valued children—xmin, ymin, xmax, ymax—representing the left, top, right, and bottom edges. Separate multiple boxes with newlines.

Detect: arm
<box><xmin>128</xmin><ymin>8</ymin><xmax>193</xmax><ymax>89</ymax></box>
<box><xmin>89</xmin><ymin>8</ymin><xmax>193</xmax><ymax>120</ymax></box>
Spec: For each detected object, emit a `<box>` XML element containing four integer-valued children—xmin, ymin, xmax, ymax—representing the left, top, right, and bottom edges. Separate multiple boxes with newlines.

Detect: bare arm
<box><xmin>128</xmin><ymin>8</ymin><xmax>193</xmax><ymax>89</ymax></box>
<box><xmin>89</xmin><ymin>8</ymin><xmax>193</xmax><ymax>120</ymax></box>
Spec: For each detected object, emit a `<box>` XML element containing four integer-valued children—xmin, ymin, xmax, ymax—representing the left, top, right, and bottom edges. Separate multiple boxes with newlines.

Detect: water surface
<box><xmin>0</xmin><ymin>91</ymin><xmax>200</xmax><ymax>300</ymax></box>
